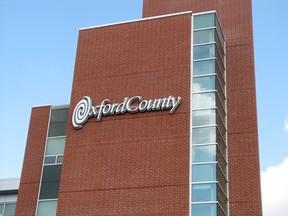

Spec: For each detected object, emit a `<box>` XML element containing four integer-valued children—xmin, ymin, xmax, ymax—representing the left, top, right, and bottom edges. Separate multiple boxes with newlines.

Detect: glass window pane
<box><xmin>192</xmin><ymin>203</ymin><xmax>217</xmax><ymax>216</ymax></box>
<box><xmin>193</xmin><ymin>76</ymin><xmax>215</xmax><ymax>92</ymax></box>
<box><xmin>193</xmin><ymin>145</ymin><xmax>216</xmax><ymax>163</ymax></box>
<box><xmin>48</xmin><ymin>108</ymin><xmax>69</xmax><ymax>137</ymax></box>
<box><xmin>46</xmin><ymin>137</ymin><xmax>65</xmax><ymax>156</ymax></box>
<box><xmin>44</xmin><ymin>156</ymin><xmax>56</xmax><ymax>165</ymax></box>
<box><xmin>192</xmin><ymin>164</ymin><xmax>216</xmax><ymax>182</ymax></box>
<box><xmin>193</xmin><ymin>93</ymin><xmax>215</xmax><ymax>109</ymax></box>
<box><xmin>4</xmin><ymin>203</ymin><xmax>16</xmax><ymax>216</ymax></box>
<box><xmin>194</xmin><ymin>59</ymin><xmax>215</xmax><ymax>76</ymax></box>
<box><xmin>48</xmin><ymin>122</ymin><xmax>67</xmax><ymax>137</ymax></box>
<box><xmin>39</xmin><ymin>165</ymin><xmax>62</xmax><ymax>199</ymax></box>
<box><xmin>194</xmin><ymin>13</ymin><xmax>215</xmax><ymax>29</ymax></box>
<box><xmin>50</xmin><ymin>108</ymin><xmax>69</xmax><ymax>123</ymax></box>
<box><xmin>192</xmin><ymin>183</ymin><xmax>217</xmax><ymax>202</ymax></box>
<box><xmin>192</xmin><ymin>127</ymin><xmax>216</xmax><ymax>144</ymax></box>
<box><xmin>194</xmin><ymin>29</ymin><xmax>215</xmax><ymax>44</ymax></box>
<box><xmin>57</xmin><ymin>156</ymin><xmax>64</xmax><ymax>164</ymax></box>
<box><xmin>37</xmin><ymin>201</ymin><xmax>57</xmax><ymax>216</ymax></box>
<box><xmin>0</xmin><ymin>204</ymin><xmax>4</xmax><ymax>215</ymax></box>
<box><xmin>194</xmin><ymin>44</ymin><xmax>215</xmax><ymax>60</ymax></box>
<box><xmin>192</xmin><ymin>109</ymin><xmax>215</xmax><ymax>126</ymax></box>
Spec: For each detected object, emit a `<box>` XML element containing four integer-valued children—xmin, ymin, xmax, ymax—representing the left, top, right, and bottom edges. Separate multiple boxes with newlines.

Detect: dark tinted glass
<box><xmin>48</xmin><ymin>108</ymin><xmax>69</xmax><ymax>137</ymax></box>
<box><xmin>48</xmin><ymin>122</ymin><xmax>67</xmax><ymax>137</ymax></box>
<box><xmin>44</xmin><ymin>156</ymin><xmax>56</xmax><ymax>165</ymax></box>
<box><xmin>50</xmin><ymin>108</ymin><xmax>69</xmax><ymax>123</ymax></box>
<box><xmin>57</xmin><ymin>156</ymin><xmax>63</xmax><ymax>164</ymax></box>
<box><xmin>39</xmin><ymin>165</ymin><xmax>62</xmax><ymax>199</ymax></box>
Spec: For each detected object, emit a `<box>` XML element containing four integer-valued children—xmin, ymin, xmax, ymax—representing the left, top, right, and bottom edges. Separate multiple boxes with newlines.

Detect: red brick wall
<box><xmin>143</xmin><ymin>1</ymin><xmax>262</xmax><ymax>216</ymax></box>
<box><xmin>15</xmin><ymin>106</ymin><xmax>50</xmax><ymax>216</ymax></box>
<box><xmin>57</xmin><ymin>14</ymin><xmax>192</xmax><ymax>216</ymax></box>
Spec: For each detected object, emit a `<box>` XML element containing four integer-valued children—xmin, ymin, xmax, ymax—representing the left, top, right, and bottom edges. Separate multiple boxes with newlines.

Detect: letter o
<box><xmin>139</xmin><ymin>100</ymin><xmax>148</xmax><ymax>112</ymax></box>
<box><xmin>102</xmin><ymin>104</ymin><xmax>112</xmax><ymax>116</ymax></box>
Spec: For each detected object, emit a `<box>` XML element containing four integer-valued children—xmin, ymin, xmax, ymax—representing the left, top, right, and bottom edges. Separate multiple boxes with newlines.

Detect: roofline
<box><xmin>79</xmin><ymin>11</ymin><xmax>193</xmax><ymax>31</ymax></box>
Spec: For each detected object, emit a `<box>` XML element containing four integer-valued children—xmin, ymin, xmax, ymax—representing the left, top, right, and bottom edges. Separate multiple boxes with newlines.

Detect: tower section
<box><xmin>143</xmin><ymin>1</ymin><xmax>262</xmax><ymax>215</ymax></box>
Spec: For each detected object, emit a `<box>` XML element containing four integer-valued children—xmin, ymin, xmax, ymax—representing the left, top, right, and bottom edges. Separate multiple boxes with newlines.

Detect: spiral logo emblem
<box><xmin>72</xmin><ymin>96</ymin><xmax>92</xmax><ymax>129</ymax></box>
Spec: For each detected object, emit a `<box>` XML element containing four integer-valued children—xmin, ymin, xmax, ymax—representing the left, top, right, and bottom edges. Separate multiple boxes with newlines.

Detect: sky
<box><xmin>0</xmin><ymin>0</ymin><xmax>287</xmax><ymax>215</ymax></box>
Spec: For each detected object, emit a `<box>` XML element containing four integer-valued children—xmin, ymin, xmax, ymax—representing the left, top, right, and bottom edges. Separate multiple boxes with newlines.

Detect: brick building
<box><xmin>14</xmin><ymin>0</ymin><xmax>262</xmax><ymax>216</ymax></box>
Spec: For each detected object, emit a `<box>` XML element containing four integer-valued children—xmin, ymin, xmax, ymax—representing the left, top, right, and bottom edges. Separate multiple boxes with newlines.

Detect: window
<box><xmin>194</xmin><ymin>59</ymin><xmax>215</xmax><ymax>76</ymax></box>
<box><xmin>0</xmin><ymin>203</ymin><xmax>16</xmax><ymax>216</ymax></box>
<box><xmin>192</xmin><ymin>183</ymin><xmax>217</xmax><ymax>202</ymax></box>
<box><xmin>192</xmin><ymin>203</ymin><xmax>217</xmax><ymax>216</ymax></box>
<box><xmin>39</xmin><ymin>165</ymin><xmax>62</xmax><ymax>199</ymax></box>
<box><xmin>192</xmin><ymin>109</ymin><xmax>216</xmax><ymax>126</ymax></box>
<box><xmin>193</xmin><ymin>93</ymin><xmax>216</xmax><ymax>109</ymax></box>
<box><xmin>192</xmin><ymin>145</ymin><xmax>216</xmax><ymax>163</ymax></box>
<box><xmin>194</xmin><ymin>13</ymin><xmax>215</xmax><ymax>29</ymax></box>
<box><xmin>192</xmin><ymin>164</ymin><xmax>216</xmax><ymax>182</ymax></box>
<box><xmin>194</xmin><ymin>44</ymin><xmax>215</xmax><ymax>60</ymax></box>
<box><xmin>57</xmin><ymin>156</ymin><xmax>64</xmax><ymax>164</ymax></box>
<box><xmin>194</xmin><ymin>29</ymin><xmax>215</xmax><ymax>44</ymax></box>
<box><xmin>193</xmin><ymin>76</ymin><xmax>216</xmax><ymax>92</ymax></box>
<box><xmin>46</xmin><ymin>137</ymin><xmax>65</xmax><ymax>156</ymax></box>
<box><xmin>44</xmin><ymin>137</ymin><xmax>65</xmax><ymax>165</ymax></box>
<box><xmin>0</xmin><ymin>204</ymin><xmax>3</xmax><ymax>216</ymax></box>
<box><xmin>44</xmin><ymin>156</ymin><xmax>56</xmax><ymax>165</ymax></box>
<box><xmin>37</xmin><ymin>201</ymin><xmax>57</xmax><ymax>216</ymax></box>
<box><xmin>192</xmin><ymin>127</ymin><xmax>216</xmax><ymax>144</ymax></box>
<box><xmin>48</xmin><ymin>122</ymin><xmax>67</xmax><ymax>137</ymax></box>
<box><xmin>48</xmin><ymin>108</ymin><xmax>69</xmax><ymax>137</ymax></box>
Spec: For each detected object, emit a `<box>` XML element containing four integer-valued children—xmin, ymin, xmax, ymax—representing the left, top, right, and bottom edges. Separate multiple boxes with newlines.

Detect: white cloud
<box><xmin>261</xmin><ymin>157</ymin><xmax>288</xmax><ymax>216</ymax></box>
<box><xmin>284</xmin><ymin>116</ymin><xmax>288</xmax><ymax>132</ymax></box>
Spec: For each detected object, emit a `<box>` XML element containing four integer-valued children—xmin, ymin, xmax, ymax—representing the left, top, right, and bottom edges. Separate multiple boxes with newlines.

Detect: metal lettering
<box><xmin>126</xmin><ymin>96</ymin><xmax>141</xmax><ymax>113</ymax></box>
<box><xmin>72</xmin><ymin>95</ymin><xmax>182</xmax><ymax>129</ymax></box>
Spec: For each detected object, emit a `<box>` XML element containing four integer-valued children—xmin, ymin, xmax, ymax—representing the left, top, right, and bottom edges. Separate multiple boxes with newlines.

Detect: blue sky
<box><xmin>0</xmin><ymin>1</ymin><xmax>287</xmax><ymax>215</ymax></box>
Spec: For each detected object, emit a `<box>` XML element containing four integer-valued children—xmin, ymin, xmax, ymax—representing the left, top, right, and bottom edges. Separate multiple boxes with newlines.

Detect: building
<box><xmin>0</xmin><ymin>178</ymin><xmax>19</xmax><ymax>216</ymax></box>
<box><xmin>14</xmin><ymin>0</ymin><xmax>262</xmax><ymax>216</ymax></box>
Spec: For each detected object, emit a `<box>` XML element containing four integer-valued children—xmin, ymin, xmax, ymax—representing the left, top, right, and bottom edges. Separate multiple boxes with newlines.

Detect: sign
<box><xmin>72</xmin><ymin>95</ymin><xmax>182</xmax><ymax>129</ymax></box>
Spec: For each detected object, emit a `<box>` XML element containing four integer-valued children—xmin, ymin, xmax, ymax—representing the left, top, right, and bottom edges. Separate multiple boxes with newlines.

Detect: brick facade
<box><xmin>15</xmin><ymin>106</ymin><xmax>51</xmax><ymax>216</ymax></box>
<box><xmin>56</xmin><ymin>13</ymin><xmax>192</xmax><ymax>216</ymax></box>
<box><xmin>15</xmin><ymin>1</ymin><xmax>262</xmax><ymax>215</ymax></box>
<box><xmin>143</xmin><ymin>1</ymin><xmax>262</xmax><ymax>216</ymax></box>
